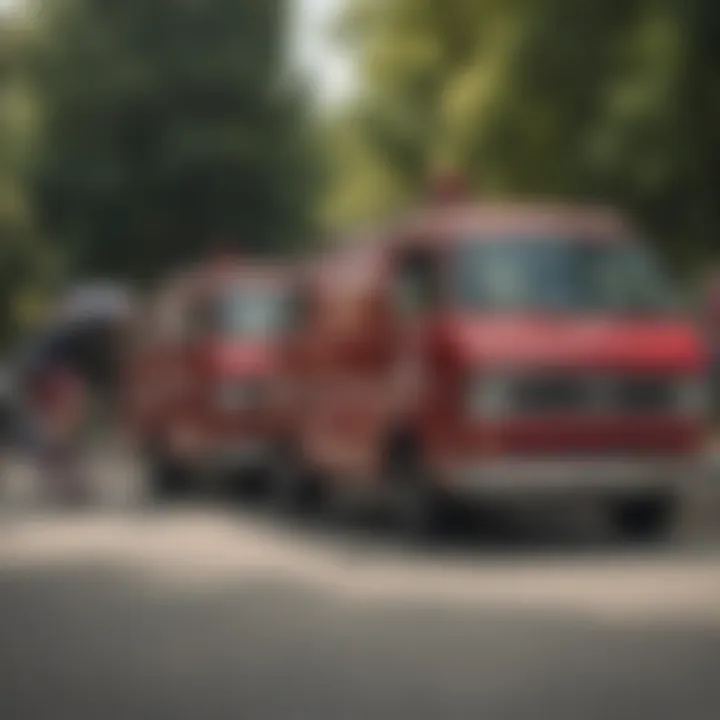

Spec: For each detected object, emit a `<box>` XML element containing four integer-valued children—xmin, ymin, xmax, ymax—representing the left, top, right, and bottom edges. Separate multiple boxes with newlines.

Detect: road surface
<box><xmin>0</xmin><ymin>454</ymin><xmax>719</xmax><ymax>719</ymax></box>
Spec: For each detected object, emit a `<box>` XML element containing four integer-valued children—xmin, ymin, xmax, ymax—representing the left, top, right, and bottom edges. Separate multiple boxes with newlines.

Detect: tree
<box><xmin>328</xmin><ymin>0</ymin><xmax>720</xmax><ymax>269</ymax></box>
<box><xmin>0</xmin><ymin>18</ymin><xmax>51</xmax><ymax>344</ymax></box>
<box><xmin>30</xmin><ymin>0</ymin><xmax>318</xmax><ymax>282</ymax></box>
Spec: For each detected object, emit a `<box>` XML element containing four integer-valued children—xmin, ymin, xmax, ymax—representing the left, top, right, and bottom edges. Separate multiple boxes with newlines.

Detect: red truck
<box><xmin>124</xmin><ymin>257</ymin><xmax>288</xmax><ymax>500</ymax></box>
<box><xmin>274</xmin><ymin>199</ymin><xmax>708</xmax><ymax>539</ymax></box>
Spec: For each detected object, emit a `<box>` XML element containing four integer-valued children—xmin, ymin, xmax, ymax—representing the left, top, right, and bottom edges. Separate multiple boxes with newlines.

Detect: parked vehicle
<box><xmin>123</xmin><ymin>257</ymin><xmax>288</xmax><ymax>500</ymax></box>
<box><xmin>275</xmin><ymin>195</ymin><xmax>709</xmax><ymax>540</ymax></box>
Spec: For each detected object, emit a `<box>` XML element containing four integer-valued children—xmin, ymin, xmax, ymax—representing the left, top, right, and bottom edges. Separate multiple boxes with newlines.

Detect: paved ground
<box><xmin>1</xmin><ymin>454</ymin><xmax>720</xmax><ymax>720</ymax></box>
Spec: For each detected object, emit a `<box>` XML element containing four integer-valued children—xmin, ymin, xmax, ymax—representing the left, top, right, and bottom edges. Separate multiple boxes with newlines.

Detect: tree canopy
<box><xmin>29</xmin><ymin>0</ymin><xmax>318</xmax><ymax>281</ymax></box>
<box><xmin>325</xmin><ymin>0</ymin><xmax>720</xmax><ymax>269</ymax></box>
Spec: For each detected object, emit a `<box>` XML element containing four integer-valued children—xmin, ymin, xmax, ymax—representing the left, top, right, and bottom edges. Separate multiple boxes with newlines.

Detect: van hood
<box><xmin>443</xmin><ymin>314</ymin><xmax>706</xmax><ymax>373</ymax></box>
<box><xmin>205</xmin><ymin>340</ymin><xmax>279</xmax><ymax>376</ymax></box>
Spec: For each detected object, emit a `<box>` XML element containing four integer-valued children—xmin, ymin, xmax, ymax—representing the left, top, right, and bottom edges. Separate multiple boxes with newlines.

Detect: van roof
<box><xmin>400</xmin><ymin>201</ymin><xmax>634</xmax><ymax>244</ymax></box>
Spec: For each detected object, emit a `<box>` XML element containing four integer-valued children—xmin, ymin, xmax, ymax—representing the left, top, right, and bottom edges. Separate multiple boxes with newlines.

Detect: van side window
<box><xmin>392</xmin><ymin>250</ymin><xmax>441</xmax><ymax>317</ymax></box>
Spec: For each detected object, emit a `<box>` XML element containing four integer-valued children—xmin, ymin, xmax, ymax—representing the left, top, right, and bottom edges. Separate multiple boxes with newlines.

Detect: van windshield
<box><xmin>452</xmin><ymin>238</ymin><xmax>677</xmax><ymax>313</ymax></box>
<box><xmin>219</xmin><ymin>285</ymin><xmax>286</xmax><ymax>338</ymax></box>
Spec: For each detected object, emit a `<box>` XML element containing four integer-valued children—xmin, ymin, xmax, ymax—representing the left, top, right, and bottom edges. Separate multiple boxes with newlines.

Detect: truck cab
<box><xmin>280</xmin><ymin>202</ymin><xmax>708</xmax><ymax>538</ymax></box>
<box><xmin>124</xmin><ymin>257</ymin><xmax>288</xmax><ymax>499</ymax></box>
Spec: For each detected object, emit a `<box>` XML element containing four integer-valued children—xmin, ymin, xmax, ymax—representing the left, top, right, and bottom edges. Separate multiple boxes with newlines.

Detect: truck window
<box><xmin>219</xmin><ymin>285</ymin><xmax>287</xmax><ymax>338</ymax></box>
<box><xmin>452</xmin><ymin>238</ymin><xmax>677</xmax><ymax>313</ymax></box>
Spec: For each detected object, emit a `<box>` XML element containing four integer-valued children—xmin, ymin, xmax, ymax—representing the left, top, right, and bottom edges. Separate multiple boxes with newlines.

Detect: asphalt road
<box><xmin>1</xmin><ymin>455</ymin><xmax>720</xmax><ymax>720</ymax></box>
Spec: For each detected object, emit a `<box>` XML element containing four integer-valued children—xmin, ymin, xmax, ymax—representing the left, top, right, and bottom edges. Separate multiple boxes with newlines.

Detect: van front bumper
<box><xmin>444</xmin><ymin>456</ymin><xmax>706</xmax><ymax>498</ymax></box>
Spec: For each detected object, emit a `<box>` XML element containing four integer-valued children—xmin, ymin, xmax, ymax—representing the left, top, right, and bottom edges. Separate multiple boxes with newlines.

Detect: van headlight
<box><xmin>676</xmin><ymin>377</ymin><xmax>710</xmax><ymax>417</ymax></box>
<box><xmin>467</xmin><ymin>374</ymin><xmax>515</xmax><ymax>419</ymax></box>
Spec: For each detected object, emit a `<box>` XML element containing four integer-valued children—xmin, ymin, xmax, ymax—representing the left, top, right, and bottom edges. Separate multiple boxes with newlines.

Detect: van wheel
<box><xmin>267</xmin><ymin>445</ymin><xmax>319</xmax><ymax>515</ymax></box>
<box><xmin>609</xmin><ymin>493</ymin><xmax>678</xmax><ymax>543</ymax></box>
<box><xmin>146</xmin><ymin>452</ymin><xmax>190</xmax><ymax>503</ymax></box>
<box><xmin>228</xmin><ymin>469</ymin><xmax>265</xmax><ymax>503</ymax></box>
<box><xmin>386</xmin><ymin>451</ymin><xmax>455</xmax><ymax>541</ymax></box>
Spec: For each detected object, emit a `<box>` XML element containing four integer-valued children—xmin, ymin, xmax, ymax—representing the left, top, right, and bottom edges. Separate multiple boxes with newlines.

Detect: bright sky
<box><xmin>291</xmin><ymin>0</ymin><xmax>354</xmax><ymax>106</ymax></box>
<box><xmin>0</xmin><ymin>0</ymin><xmax>354</xmax><ymax>105</ymax></box>
<box><xmin>0</xmin><ymin>0</ymin><xmax>21</xmax><ymax>14</ymax></box>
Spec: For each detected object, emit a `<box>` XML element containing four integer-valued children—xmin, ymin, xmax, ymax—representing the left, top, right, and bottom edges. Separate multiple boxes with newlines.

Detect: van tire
<box><xmin>146</xmin><ymin>452</ymin><xmax>190</xmax><ymax>503</ymax></box>
<box><xmin>228</xmin><ymin>469</ymin><xmax>265</xmax><ymax>503</ymax></box>
<box><xmin>609</xmin><ymin>493</ymin><xmax>678</xmax><ymax>543</ymax></box>
<box><xmin>385</xmin><ymin>444</ymin><xmax>455</xmax><ymax>541</ymax></box>
<box><xmin>267</xmin><ymin>444</ymin><xmax>320</xmax><ymax>515</ymax></box>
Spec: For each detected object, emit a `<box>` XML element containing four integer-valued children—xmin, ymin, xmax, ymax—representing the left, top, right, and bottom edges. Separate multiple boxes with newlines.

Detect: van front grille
<box><xmin>512</xmin><ymin>374</ymin><xmax>676</xmax><ymax>416</ymax></box>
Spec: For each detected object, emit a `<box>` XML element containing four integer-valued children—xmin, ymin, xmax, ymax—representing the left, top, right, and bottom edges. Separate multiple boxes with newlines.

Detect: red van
<box><xmin>275</xmin><ymin>200</ymin><xmax>708</xmax><ymax>539</ymax></box>
<box><xmin>124</xmin><ymin>257</ymin><xmax>288</xmax><ymax>500</ymax></box>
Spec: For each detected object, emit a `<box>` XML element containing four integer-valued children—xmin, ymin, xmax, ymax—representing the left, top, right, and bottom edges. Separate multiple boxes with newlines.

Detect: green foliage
<box><xmin>0</xmin><ymin>19</ymin><xmax>50</xmax><ymax>345</ymax></box>
<box><xmin>29</xmin><ymin>0</ymin><xmax>318</xmax><ymax>281</ymax></box>
<box><xmin>328</xmin><ymin>0</ymin><xmax>720</xmax><ymax>268</ymax></box>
